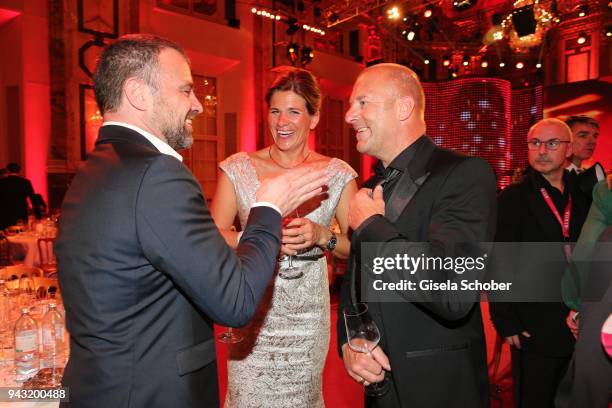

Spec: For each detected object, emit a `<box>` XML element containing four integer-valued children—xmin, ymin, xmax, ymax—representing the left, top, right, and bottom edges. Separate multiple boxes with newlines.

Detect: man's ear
<box><xmin>124</xmin><ymin>77</ymin><xmax>149</xmax><ymax>111</ymax></box>
<box><xmin>396</xmin><ymin>96</ymin><xmax>415</xmax><ymax>121</ymax></box>
<box><xmin>565</xmin><ymin>141</ymin><xmax>573</xmax><ymax>159</ymax></box>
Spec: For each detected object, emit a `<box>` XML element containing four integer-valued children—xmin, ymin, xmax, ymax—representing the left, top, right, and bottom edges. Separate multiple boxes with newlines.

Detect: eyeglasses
<box><xmin>527</xmin><ymin>139</ymin><xmax>571</xmax><ymax>151</ymax></box>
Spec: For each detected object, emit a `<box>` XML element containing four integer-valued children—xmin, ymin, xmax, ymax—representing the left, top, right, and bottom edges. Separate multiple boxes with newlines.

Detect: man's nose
<box><xmin>537</xmin><ymin>142</ymin><xmax>548</xmax><ymax>154</ymax></box>
<box><xmin>345</xmin><ymin>106</ymin><xmax>356</xmax><ymax>124</ymax></box>
<box><xmin>191</xmin><ymin>93</ymin><xmax>203</xmax><ymax>114</ymax></box>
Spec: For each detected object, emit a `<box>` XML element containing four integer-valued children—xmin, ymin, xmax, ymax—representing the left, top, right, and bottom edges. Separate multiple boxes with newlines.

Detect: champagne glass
<box><xmin>279</xmin><ymin>209</ymin><xmax>303</xmax><ymax>280</ymax></box>
<box><xmin>343</xmin><ymin>303</ymin><xmax>390</xmax><ymax>397</ymax></box>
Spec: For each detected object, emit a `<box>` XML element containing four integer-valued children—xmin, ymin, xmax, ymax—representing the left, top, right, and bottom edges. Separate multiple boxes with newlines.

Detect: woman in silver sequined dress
<box><xmin>210</xmin><ymin>67</ymin><xmax>357</xmax><ymax>407</ymax></box>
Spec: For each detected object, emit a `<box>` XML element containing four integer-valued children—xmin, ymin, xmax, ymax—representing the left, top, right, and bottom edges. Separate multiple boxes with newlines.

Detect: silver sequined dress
<box><xmin>220</xmin><ymin>152</ymin><xmax>356</xmax><ymax>408</ymax></box>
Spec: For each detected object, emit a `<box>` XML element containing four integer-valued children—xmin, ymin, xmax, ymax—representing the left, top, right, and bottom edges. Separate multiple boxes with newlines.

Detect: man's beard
<box><xmin>162</xmin><ymin>122</ymin><xmax>193</xmax><ymax>150</ymax></box>
<box><xmin>159</xmin><ymin>110</ymin><xmax>197</xmax><ymax>150</ymax></box>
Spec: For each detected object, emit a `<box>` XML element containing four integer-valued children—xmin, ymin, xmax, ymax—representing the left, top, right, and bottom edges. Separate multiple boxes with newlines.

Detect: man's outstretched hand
<box><xmin>256</xmin><ymin>167</ymin><xmax>328</xmax><ymax>216</ymax></box>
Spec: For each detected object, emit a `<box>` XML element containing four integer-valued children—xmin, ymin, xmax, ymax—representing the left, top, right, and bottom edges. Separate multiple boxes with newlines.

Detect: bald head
<box><xmin>360</xmin><ymin>63</ymin><xmax>426</xmax><ymax>119</ymax></box>
<box><xmin>527</xmin><ymin>118</ymin><xmax>572</xmax><ymax>142</ymax></box>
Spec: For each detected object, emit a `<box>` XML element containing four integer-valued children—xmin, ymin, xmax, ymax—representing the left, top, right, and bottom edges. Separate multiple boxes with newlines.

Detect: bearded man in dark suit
<box><xmin>55</xmin><ymin>34</ymin><xmax>327</xmax><ymax>408</ymax></box>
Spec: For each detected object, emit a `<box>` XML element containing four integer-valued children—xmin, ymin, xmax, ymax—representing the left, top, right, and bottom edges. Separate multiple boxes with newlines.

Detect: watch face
<box><xmin>327</xmin><ymin>234</ymin><xmax>337</xmax><ymax>251</ymax></box>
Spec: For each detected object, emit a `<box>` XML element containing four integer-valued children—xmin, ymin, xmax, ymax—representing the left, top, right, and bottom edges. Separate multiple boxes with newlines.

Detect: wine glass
<box><xmin>279</xmin><ymin>209</ymin><xmax>303</xmax><ymax>280</ymax></box>
<box><xmin>218</xmin><ymin>326</ymin><xmax>243</xmax><ymax>344</ymax></box>
<box><xmin>343</xmin><ymin>303</ymin><xmax>390</xmax><ymax>397</ymax></box>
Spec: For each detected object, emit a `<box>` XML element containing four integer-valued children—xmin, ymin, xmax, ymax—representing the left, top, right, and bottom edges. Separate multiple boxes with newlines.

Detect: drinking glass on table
<box><xmin>343</xmin><ymin>303</ymin><xmax>390</xmax><ymax>397</ymax></box>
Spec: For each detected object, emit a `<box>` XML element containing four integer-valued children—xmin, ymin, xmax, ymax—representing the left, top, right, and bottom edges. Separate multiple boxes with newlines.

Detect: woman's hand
<box><xmin>281</xmin><ymin>217</ymin><xmax>331</xmax><ymax>255</ymax></box>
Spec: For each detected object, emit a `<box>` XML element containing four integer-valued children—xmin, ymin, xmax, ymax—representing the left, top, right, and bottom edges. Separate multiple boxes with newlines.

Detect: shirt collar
<box><xmin>102</xmin><ymin>121</ymin><xmax>183</xmax><ymax>162</ymax></box>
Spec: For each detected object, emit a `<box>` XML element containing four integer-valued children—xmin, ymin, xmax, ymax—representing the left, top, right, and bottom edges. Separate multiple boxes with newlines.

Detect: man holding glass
<box><xmin>338</xmin><ymin>63</ymin><xmax>496</xmax><ymax>407</ymax></box>
<box><xmin>55</xmin><ymin>34</ymin><xmax>327</xmax><ymax>408</ymax></box>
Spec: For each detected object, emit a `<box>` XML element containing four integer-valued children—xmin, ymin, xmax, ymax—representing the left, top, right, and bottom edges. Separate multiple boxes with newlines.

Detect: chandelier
<box><xmin>501</xmin><ymin>0</ymin><xmax>555</xmax><ymax>51</ymax></box>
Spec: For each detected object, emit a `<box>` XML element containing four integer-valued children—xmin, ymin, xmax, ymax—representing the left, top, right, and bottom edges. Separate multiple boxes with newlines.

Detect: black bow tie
<box><xmin>376</xmin><ymin>167</ymin><xmax>402</xmax><ymax>188</ymax></box>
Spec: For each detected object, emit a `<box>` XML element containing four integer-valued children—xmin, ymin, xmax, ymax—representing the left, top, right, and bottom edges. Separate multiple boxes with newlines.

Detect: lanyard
<box><xmin>540</xmin><ymin>188</ymin><xmax>572</xmax><ymax>240</ymax></box>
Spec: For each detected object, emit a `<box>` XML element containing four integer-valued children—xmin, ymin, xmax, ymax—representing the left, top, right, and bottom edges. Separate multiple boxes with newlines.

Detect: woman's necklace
<box><xmin>268</xmin><ymin>146</ymin><xmax>311</xmax><ymax>169</ymax></box>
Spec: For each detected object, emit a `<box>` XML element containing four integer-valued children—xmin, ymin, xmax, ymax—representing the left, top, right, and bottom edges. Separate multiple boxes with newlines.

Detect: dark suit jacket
<box><xmin>338</xmin><ymin>136</ymin><xmax>497</xmax><ymax>408</ymax></box>
<box><xmin>56</xmin><ymin>125</ymin><xmax>282</xmax><ymax>408</ymax></box>
<box><xmin>0</xmin><ymin>174</ymin><xmax>35</xmax><ymax>229</ymax></box>
<box><xmin>489</xmin><ymin>168</ymin><xmax>589</xmax><ymax>357</ymax></box>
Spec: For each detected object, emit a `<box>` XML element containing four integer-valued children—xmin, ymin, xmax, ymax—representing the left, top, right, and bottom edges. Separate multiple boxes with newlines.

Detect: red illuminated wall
<box><xmin>422</xmin><ymin>78</ymin><xmax>542</xmax><ymax>188</ymax></box>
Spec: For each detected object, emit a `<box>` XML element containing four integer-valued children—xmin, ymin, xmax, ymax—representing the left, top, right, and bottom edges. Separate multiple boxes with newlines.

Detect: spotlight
<box><xmin>499</xmin><ymin>61</ymin><xmax>505</xmax><ymax>68</ymax></box>
<box><xmin>536</xmin><ymin>63</ymin><xmax>542</xmax><ymax>68</ymax></box>
<box><xmin>407</xmin><ymin>31</ymin><xmax>416</xmax><ymax>41</ymax></box>
<box><xmin>516</xmin><ymin>61</ymin><xmax>524</xmax><ymax>69</ymax></box>
<box><xmin>452</xmin><ymin>71</ymin><xmax>458</xmax><ymax>78</ymax></box>
<box><xmin>387</xmin><ymin>6</ymin><xmax>400</xmax><ymax>20</ymax></box>
<box><xmin>481</xmin><ymin>60</ymin><xmax>488</xmax><ymax>68</ymax></box>
<box><xmin>453</xmin><ymin>0</ymin><xmax>477</xmax><ymax>11</ymax></box>
<box><xmin>287</xmin><ymin>43</ymin><xmax>299</xmax><ymax>64</ymax></box>
<box><xmin>462</xmin><ymin>55</ymin><xmax>469</xmax><ymax>66</ymax></box>
<box><xmin>606</xmin><ymin>25</ymin><xmax>612</xmax><ymax>37</ymax></box>
<box><xmin>577</xmin><ymin>32</ymin><xmax>587</xmax><ymax>44</ymax></box>
<box><xmin>424</xmin><ymin>6</ymin><xmax>433</xmax><ymax>18</ymax></box>
<box><xmin>285</xmin><ymin>18</ymin><xmax>300</xmax><ymax>36</ymax></box>
<box><xmin>301</xmin><ymin>46</ymin><xmax>314</xmax><ymax>66</ymax></box>
<box><xmin>251</xmin><ymin>7</ymin><xmax>257</xmax><ymax>13</ymax></box>
<box><xmin>424</xmin><ymin>58</ymin><xmax>430</xmax><ymax>65</ymax></box>
<box><xmin>576</xmin><ymin>5</ymin><xmax>588</xmax><ymax>17</ymax></box>
<box><xmin>443</xmin><ymin>56</ymin><xmax>450</xmax><ymax>67</ymax></box>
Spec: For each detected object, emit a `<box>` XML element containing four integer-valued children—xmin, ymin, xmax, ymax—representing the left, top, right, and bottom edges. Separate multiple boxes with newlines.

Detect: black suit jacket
<box><xmin>338</xmin><ymin>137</ymin><xmax>497</xmax><ymax>408</ymax></box>
<box><xmin>489</xmin><ymin>168</ymin><xmax>589</xmax><ymax>357</ymax></box>
<box><xmin>56</xmin><ymin>125</ymin><xmax>282</xmax><ymax>408</ymax></box>
<box><xmin>0</xmin><ymin>174</ymin><xmax>35</xmax><ymax>229</ymax></box>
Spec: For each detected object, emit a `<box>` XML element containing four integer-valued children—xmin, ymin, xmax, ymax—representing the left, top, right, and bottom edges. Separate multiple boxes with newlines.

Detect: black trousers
<box><xmin>511</xmin><ymin>349</ymin><xmax>570</xmax><ymax>408</ymax></box>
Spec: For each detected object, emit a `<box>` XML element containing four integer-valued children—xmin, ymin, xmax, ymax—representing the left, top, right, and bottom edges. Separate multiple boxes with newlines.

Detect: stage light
<box><xmin>251</xmin><ymin>7</ymin><xmax>257</xmax><ymax>13</ymax></box>
<box><xmin>577</xmin><ymin>32</ymin><xmax>587</xmax><ymax>44</ymax></box>
<box><xmin>481</xmin><ymin>60</ymin><xmax>488</xmax><ymax>68</ymax></box>
<box><xmin>499</xmin><ymin>61</ymin><xmax>505</xmax><ymax>68</ymax></box>
<box><xmin>516</xmin><ymin>61</ymin><xmax>524</xmax><ymax>69</ymax></box>
<box><xmin>424</xmin><ymin>58</ymin><xmax>430</xmax><ymax>65</ymax></box>
<box><xmin>287</xmin><ymin>43</ymin><xmax>299</xmax><ymax>64</ymax></box>
<box><xmin>286</xmin><ymin>18</ymin><xmax>300</xmax><ymax>36</ymax></box>
<box><xmin>606</xmin><ymin>26</ymin><xmax>612</xmax><ymax>37</ymax></box>
<box><xmin>387</xmin><ymin>6</ymin><xmax>400</xmax><ymax>20</ymax></box>
<box><xmin>462</xmin><ymin>55</ymin><xmax>469</xmax><ymax>66</ymax></box>
<box><xmin>301</xmin><ymin>46</ymin><xmax>314</xmax><ymax>66</ymax></box>
<box><xmin>576</xmin><ymin>4</ymin><xmax>588</xmax><ymax>17</ymax></box>
<box><xmin>443</xmin><ymin>56</ymin><xmax>450</xmax><ymax>67</ymax></box>
<box><xmin>453</xmin><ymin>0</ymin><xmax>477</xmax><ymax>11</ymax></box>
<box><xmin>407</xmin><ymin>31</ymin><xmax>416</xmax><ymax>41</ymax></box>
<box><xmin>536</xmin><ymin>63</ymin><xmax>542</xmax><ymax>69</ymax></box>
<box><xmin>424</xmin><ymin>6</ymin><xmax>433</xmax><ymax>18</ymax></box>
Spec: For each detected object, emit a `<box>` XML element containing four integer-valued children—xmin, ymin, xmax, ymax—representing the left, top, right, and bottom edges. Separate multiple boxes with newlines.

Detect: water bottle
<box><xmin>14</xmin><ymin>307</ymin><xmax>39</xmax><ymax>382</ymax></box>
<box><xmin>0</xmin><ymin>280</ymin><xmax>11</xmax><ymax>359</ymax></box>
<box><xmin>0</xmin><ymin>280</ymin><xmax>9</xmax><ymax>327</ymax></box>
<box><xmin>41</xmin><ymin>303</ymin><xmax>66</xmax><ymax>369</ymax></box>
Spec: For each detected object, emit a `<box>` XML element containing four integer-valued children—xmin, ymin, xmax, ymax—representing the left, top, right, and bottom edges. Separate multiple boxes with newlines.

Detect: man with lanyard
<box><xmin>490</xmin><ymin>118</ymin><xmax>590</xmax><ymax>407</ymax></box>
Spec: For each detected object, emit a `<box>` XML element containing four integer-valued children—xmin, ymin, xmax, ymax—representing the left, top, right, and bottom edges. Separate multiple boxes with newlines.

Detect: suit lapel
<box><xmin>385</xmin><ymin>137</ymin><xmax>436</xmax><ymax>222</ymax></box>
